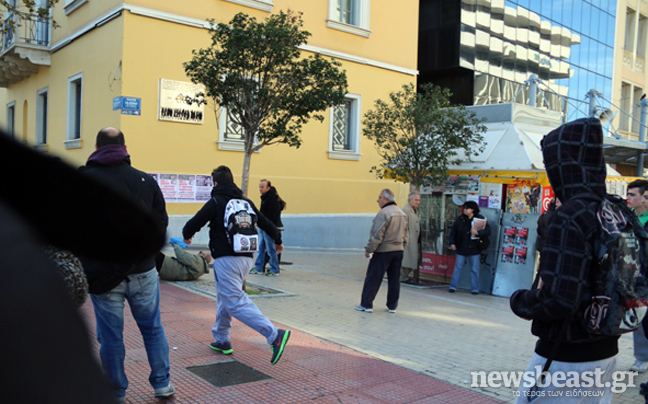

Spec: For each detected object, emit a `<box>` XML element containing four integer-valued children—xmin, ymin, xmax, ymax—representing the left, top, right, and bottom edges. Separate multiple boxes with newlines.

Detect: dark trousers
<box><xmin>360</xmin><ymin>251</ymin><xmax>403</xmax><ymax>310</ymax></box>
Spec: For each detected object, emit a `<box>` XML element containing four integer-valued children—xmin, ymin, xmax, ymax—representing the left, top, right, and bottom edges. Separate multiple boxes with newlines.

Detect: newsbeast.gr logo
<box><xmin>471</xmin><ymin>367</ymin><xmax>638</xmax><ymax>395</ymax></box>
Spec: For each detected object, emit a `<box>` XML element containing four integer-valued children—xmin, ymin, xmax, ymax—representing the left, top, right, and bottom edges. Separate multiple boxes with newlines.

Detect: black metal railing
<box><xmin>2</xmin><ymin>13</ymin><xmax>50</xmax><ymax>51</ymax></box>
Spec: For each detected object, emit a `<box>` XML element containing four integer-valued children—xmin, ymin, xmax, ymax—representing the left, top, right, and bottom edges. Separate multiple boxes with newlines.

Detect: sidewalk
<box><xmin>79</xmin><ymin>248</ymin><xmax>645</xmax><ymax>403</ymax></box>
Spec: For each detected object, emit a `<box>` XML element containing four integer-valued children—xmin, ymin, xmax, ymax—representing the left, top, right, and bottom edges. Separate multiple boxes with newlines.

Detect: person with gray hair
<box><xmin>355</xmin><ymin>189</ymin><xmax>409</xmax><ymax>313</ymax></box>
<box><xmin>401</xmin><ymin>192</ymin><xmax>422</xmax><ymax>285</ymax></box>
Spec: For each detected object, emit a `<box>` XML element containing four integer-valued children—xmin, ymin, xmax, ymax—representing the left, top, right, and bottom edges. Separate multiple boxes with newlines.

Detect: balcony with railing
<box><xmin>0</xmin><ymin>13</ymin><xmax>51</xmax><ymax>87</ymax></box>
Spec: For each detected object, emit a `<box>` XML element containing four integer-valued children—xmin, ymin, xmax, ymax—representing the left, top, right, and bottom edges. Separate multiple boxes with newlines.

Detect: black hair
<box><xmin>211</xmin><ymin>165</ymin><xmax>233</xmax><ymax>185</ymax></box>
<box><xmin>96</xmin><ymin>128</ymin><xmax>125</xmax><ymax>147</ymax></box>
<box><xmin>628</xmin><ymin>179</ymin><xmax>648</xmax><ymax>195</ymax></box>
<box><xmin>463</xmin><ymin>200</ymin><xmax>480</xmax><ymax>216</ymax></box>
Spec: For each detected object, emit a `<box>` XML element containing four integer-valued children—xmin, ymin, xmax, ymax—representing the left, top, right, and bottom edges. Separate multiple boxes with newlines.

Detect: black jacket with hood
<box><xmin>260</xmin><ymin>186</ymin><xmax>283</xmax><ymax>228</ymax></box>
<box><xmin>510</xmin><ymin>118</ymin><xmax>618</xmax><ymax>362</ymax></box>
<box><xmin>182</xmin><ymin>182</ymin><xmax>282</xmax><ymax>259</ymax></box>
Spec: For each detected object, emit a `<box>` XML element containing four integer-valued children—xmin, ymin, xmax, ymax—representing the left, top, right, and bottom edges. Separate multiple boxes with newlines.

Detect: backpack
<box><xmin>584</xmin><ymin>194</ymin><xmax>648</xmax><ymax>336</ymax></box>
<box><xmin>222</xmin><ymin>198</ymin><xmax>259</xmax><ymax>253</ymax></box>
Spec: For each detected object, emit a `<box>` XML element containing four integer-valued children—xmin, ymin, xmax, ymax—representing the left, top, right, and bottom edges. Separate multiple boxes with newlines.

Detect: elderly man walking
<box><xmin>355</xmin><ymin>189</ymin><xmax>409</xmax><ymax>313</ymax></box>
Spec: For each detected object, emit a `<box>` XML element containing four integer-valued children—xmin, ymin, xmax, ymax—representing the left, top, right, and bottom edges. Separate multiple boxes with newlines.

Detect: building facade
<box><xmin>419</xmin><ymin>0</ymin><xmax>617</xmax><ymax>121</ymax></box>
<box><xmin>0</xmin><ymin>0</ymin><xmax>419</xmax><ymax>248</ymax></box>
<box><xmin>611</xmin><ymin>0</ymin><xmax>648</xmax><ymax>175</ymax></box>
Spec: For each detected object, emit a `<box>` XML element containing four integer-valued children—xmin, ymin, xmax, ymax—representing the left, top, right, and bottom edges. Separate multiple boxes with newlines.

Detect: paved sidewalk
<box><xmin>80</xmin><ymin>248</ymin><xmax>646</xmax><ymax>403</ymax></box>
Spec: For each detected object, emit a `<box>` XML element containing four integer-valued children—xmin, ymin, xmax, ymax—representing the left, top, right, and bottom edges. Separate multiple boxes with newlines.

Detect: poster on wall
<box><xmin>541</xmin><ymin>187</ymin><xmax>555</xmax><ymax>214</ymax></box>
<box><xmin>500</xmin><ymin>226</ymin><xmax>530</xmax><ymax>265</ymax></box>
<box><xmin>479</xmin><ymin>183</ymin><xmax>503</xmax><ymax>209</ymax></box>
<box><xmin>505</xmin><ymin>183</ymin><xmax>541</xmax><ymax>214</ymax></box>
<box><xmin>158</xmin><ymin>79</ymin><xmax>205</xmax><ymax>124</ymax></box>
<box><xmin>149</xmin><ymin>173</ymin><xmax>213</xmax><ymax>203</ymax></box>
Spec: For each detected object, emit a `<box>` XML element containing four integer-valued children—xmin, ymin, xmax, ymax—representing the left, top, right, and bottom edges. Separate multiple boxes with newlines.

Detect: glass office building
<box><xmin>418</xmin><ymin>0</ymin><xmax>616</xmax><ymax>120</ymax></box>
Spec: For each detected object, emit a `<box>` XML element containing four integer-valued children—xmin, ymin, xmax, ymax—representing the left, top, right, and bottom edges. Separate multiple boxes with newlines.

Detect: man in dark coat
<box><xmin>510</xmin><ymin>118</ymin><xmax>618</xmax><ymax>401</ymax></box>
<box><xmin>250</xmin><ymin>179</ymin><xmax>284</xmax><ymax>276</ymax></box>
<box><xmin>81</xmin><ymin>127</ymin><xmax>173</xmax><ymax>403</ymax></box>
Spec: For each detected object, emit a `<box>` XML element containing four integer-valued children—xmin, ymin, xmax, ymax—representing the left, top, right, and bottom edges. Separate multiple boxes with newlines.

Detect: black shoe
<box><xmin>270</xmin><ymin>329</ymin><xmax>290</xmax><ymax>365</ymax></box>
<box><xmin>471</xmin><ymin>291</ymin><xmax>478</xmax><ymax>295</ymax></box>
<box><xmin>448</xmin><ymin>289</ymin><xmax>455</xmax><ymax>293</ymax></box>
<box><xmin>210</xmin><ymin>341</ymin><xmax>233</xmax><ymax>355</ymax></box>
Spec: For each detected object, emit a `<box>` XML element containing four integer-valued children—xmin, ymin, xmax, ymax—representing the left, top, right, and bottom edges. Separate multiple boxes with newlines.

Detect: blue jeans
<box><xmin>212</xmin><ymin>256</ymin><xmax>278</xmax><ymax>344</ymax></box>
<box><xmin>449</xmin><ymin>254</ymin><xmax>480</xmax><ymax>293</ymax></box>
<box><xmin>91</xmin><ymin>267</ymin><xmax>170</xmax><ymax>398</ymax></box>
<box><xmin>254</xmin><ymin>229</ymin><xmax>279</xmax><ymax>273</ymax></box>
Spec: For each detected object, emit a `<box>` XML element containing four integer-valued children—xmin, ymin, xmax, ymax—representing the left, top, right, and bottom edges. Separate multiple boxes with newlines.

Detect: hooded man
<box><xmin>182</xmin><ymin>166</ymin><xmax>290</xmax><ymax>365</ymax></box>
<box><xmin>509</xmin><ymin>118</ymin><xmax>619</xmax><ymax>402</ymax></box>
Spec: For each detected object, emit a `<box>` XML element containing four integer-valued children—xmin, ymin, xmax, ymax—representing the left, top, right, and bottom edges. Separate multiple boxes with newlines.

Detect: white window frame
<box><xmin>218</xmin><ymin>106</ymin><xmax>248</xmax><ymax>151</ymax></box>
<box><xmin>327</xmin><ymin>0</ymin><xmax>371</xmax><ymax>38</ymax></box>
<box><xmin>6</xmin><ymin>101</ymin><xmax>15</xmax><ymax>139</ymax></box>
<box><xmin>35</xmin><ymin>87</ymin><xmax>48</xmax><ymax>151</ymax></box>
<box><xmin>64</xmin><ymin>0</ymin><xmax>88</xmax><ymax>15</ymax></box>
<box><xmin>328</xmin><ymin>93</ymin><xmax>362</xmax><ymax>161</ymax></box>
<box><xmin>222</xmin><ymin>0</ymin><xmax>273</xmax><ymax>13</ymax></box>
<box><xmin>65</xmin><ymin>72</ymin><xmax>82</xmax><ymax>149</ymax></box>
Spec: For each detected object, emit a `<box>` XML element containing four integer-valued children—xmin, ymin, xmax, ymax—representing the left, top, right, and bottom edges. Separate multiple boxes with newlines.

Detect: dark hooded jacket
<box><xmin>510</xmin><ymin>118</ymin><xmax>618</xmax><ymax>362</ymax></box>
<box><xmin>260</xmin><ymin>186</ymin><xmax>283</xmax><ymax>228</ymax></box>
<box><xmin>182</xmin><ymin>182</ymin><xmax>282</xmax><ymax>259</ymax></box>
<box><xmin>80</xmin><ymin>145</ymin><xmax>168</xmax><ymax>288</ymax></box>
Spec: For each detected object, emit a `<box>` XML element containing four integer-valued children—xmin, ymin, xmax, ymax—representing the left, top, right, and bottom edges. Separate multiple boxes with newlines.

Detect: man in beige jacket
<box><xmin>355</xmin><ymin>189</ymin><xmax>409</xmax><ymax>313</ymax></box>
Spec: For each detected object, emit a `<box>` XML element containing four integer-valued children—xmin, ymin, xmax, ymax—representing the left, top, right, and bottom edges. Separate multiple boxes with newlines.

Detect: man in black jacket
<box><xmin>81</xmin><ymin>127</ymin><xmax>173</xmax><ymax>403</ymax></box>
<box><xmin>183</xmin><ymin>166</ymin><xmax>290</xmax><ymax>365</ymax></box>
<box><xmin>250</xmin><ymin>179</ymin><xmax>284</xmax><ymax>276</ymax></box>
<box><xmin>510</xmin><ymin>118</ymin><xmax>618</xmax><ymax>401</ymax></box>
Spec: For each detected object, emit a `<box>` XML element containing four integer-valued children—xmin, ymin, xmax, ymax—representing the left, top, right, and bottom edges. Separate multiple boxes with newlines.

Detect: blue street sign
<box><xmin>113</xmin><ymin>96</ymin><xmax>141</xmax><ymax>116</ymax></box>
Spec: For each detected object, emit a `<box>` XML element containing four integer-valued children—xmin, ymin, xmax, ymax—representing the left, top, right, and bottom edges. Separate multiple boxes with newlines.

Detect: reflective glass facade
<box><xmin>418</xmin><ymin>0</ymin><xmax>617</xmax><ymax>119</ymax></box>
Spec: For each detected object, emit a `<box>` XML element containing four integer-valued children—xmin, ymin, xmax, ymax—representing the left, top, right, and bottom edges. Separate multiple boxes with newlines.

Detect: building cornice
<box><xmin>50</xmin><ymin>4</ymin><xmax>417</xmax><ymax>76</ymax></box>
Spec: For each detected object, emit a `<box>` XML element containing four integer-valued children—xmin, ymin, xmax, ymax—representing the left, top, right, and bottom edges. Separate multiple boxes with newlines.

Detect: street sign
<box><xmin>113</xmin><ymin>96</ymin><xmax>141</xmax><ymax>116</ymax></box>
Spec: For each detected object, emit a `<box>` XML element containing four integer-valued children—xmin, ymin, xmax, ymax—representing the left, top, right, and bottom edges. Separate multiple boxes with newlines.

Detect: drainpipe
<box><xmin>636</xmin><ymin>97</ymin><xmax>648</xmax><ymax>177</ymax></box>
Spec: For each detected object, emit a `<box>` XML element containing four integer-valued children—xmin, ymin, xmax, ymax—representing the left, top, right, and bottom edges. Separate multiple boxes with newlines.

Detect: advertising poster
<box><xmin>479</xmin><ymin>183</ymin><xmax>503</xmax><ymax>209</ymax></box>
<box><xmin>514</xmin><ymin>247</ymin><xmax>528</xmax><ymax>264</ymax></box>
<box><xmin>503</xmin><ymin>226</ymin><xmax>516</xmax><ymax>244</ymax></box>
<box><xmin>150</xmin><ymin>173</ymin><xmax>213</xmax><ymax>203</ymax></box>
<box><xmin>506</xmin><ymin>183</ymin><xmax>541</xmax><ymax>214</ymax></box>
<box><xmin>541</xmin><ymin>186</ymin><xmax>555</xmax><ymax>214</ymax></box>
<box><xmin>158</xmin><ymin>79</ymin><xmax>205</xmax><ymax>124</ymax></box>
<box><xmin>501</xmin><ymin>245</ymin><xmax>514</xmax><ymax>263</ymax></box>
<box><xmin>159</xmin><ymin>174</ymin><xmax>178</xmax><ymax>202</ymax></box>
<box><xmin>515</xmin><ymin>227</ymin><xmax>528</xmax><ymax>246</ymax></box>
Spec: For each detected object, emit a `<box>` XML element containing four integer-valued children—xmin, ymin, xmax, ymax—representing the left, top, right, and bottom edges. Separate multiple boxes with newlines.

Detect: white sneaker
<box><xmin>354</xmin><ymin>304</ymin><xmax>372</xmax><ymax>313</ymax></box>
<box><xmin>630</xmin><ymin>360</ymin><xmax>648</xmax><ymax>373</ymax></box>
<box><xmin>154</xmin><ymin>383</ymin><xmax>176</xmax><ymax>398</ymax></box>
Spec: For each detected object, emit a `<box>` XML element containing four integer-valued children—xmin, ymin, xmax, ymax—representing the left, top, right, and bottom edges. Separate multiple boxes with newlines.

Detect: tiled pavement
<box><xmin>79</xmin><ymin>282</ymin><xmax>503</xmax><ymax>404</ymax></box>
<box><xmin>79</xmin><ymin>248</ymin><xmax>647</xmax><ymax>403</ymax></box>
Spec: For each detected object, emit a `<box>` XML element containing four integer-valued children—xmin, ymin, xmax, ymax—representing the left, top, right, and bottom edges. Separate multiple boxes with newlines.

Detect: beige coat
<box><xmin>364</xmin><ymin>203</ymin><xmax>409</xmax><ymax>254</ymax></box>
<box><xmin>401</xmin><ymin>203</ymin><xmax>420</xmax><ymax>269</ymax></box>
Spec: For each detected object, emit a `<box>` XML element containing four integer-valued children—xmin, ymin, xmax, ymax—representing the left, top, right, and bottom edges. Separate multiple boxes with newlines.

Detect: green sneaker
<box><xmin>270</xmin><ymin>329</ymin><xmax>290</xmax><ymax>365</ymax></box>
<box><xmin>210</xmin><ymin>341</ymin><xmax>233</xmax><ymax>355</ymax></box>
<box><xmin>249</xmin><ymin>269</ymin><xmax>263</xmax><ymax>275</ymax></box>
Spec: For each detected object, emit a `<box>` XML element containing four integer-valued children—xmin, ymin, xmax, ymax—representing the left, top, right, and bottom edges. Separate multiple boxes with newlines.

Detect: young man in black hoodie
<box><xmin>183</xmin><ymin>166</ymin><xmax>290</xmax><ymax>365</ymax></box>
<box><xmin>510</xmin><ymin>118</ymin><xmax>618</xmax><ymax>402</ymax></box>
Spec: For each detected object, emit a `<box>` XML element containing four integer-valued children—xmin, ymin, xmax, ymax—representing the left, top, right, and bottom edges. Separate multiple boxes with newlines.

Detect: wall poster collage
<box><xmin>501</xmin><ymin>225</ymin><xmax>529</xmax><ymax>265</ymax></box>
<box><xmin>148</xmin><ymin>173</ymin><xmax>213</xmax><ymax>203</ymax></box>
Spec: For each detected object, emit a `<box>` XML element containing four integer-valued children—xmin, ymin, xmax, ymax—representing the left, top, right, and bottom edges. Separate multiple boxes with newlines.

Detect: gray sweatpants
<box><xmin>514</xmin><ymin>353</ymin><xmax>617</xmax><ymax>403</ymax></box>
<box><xmin>211</xmin><ymin>256</ymin><xmax>278</xmax><ymax>345</ymax></box>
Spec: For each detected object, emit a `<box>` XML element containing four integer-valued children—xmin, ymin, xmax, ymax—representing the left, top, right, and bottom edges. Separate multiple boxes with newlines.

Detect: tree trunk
<box><xmin>241</xmin><ymin>149</ymin><xmax>252</xmax><ymax>197</ymax></box>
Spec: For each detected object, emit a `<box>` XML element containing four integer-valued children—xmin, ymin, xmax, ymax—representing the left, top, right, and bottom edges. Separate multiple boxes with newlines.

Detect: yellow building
<box><xmin>0</xmin><ymin>0</ymin><xmax>419</xmax><ymax>247</ymax></box>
